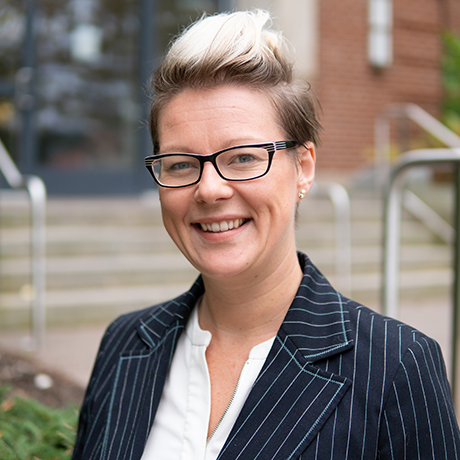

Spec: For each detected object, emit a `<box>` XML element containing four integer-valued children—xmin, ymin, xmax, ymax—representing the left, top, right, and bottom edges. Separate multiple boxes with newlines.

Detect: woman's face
<box><xmin>157</xmin><ymin>85</ymin><xmax>315</xmax><ymax>282</ymax></box>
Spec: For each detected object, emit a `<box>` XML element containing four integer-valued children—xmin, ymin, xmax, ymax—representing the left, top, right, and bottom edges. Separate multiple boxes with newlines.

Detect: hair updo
<box><xmin>149</xmin><ymin>9</ymin><xmax>322</xmax><ymax>153</ymax></box>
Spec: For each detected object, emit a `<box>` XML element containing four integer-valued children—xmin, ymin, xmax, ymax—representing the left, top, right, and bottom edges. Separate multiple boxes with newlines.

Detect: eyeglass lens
<box><xmin>151</xmin><ymin>146</ymin><xmax>270</xmax><ymax>187</ymax></box>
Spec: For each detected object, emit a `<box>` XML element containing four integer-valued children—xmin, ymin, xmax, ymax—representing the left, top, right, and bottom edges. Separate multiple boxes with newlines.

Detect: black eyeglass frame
<box><xmin>144</xmin><ymin>140</ymin><xmax>297</xmax><ymax>188</ymax></box>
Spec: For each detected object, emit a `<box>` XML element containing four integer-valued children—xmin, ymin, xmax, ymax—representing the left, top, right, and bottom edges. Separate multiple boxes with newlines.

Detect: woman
<box><xmin>72</xmin><ymin>10</ymin><xmax>460</xmax><ymax>460</ymax></box>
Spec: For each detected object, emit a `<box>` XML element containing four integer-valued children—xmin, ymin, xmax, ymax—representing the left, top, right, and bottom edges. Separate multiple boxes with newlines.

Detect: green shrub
<box><xmin>0</xmin><ymin>386</ymin><xmax>78</xmax><ymax>460</ymax></box>
<box><xmin>442</xmin><ymin>31</ymin><xmax>460</xmax><ymax>134</ymax></box>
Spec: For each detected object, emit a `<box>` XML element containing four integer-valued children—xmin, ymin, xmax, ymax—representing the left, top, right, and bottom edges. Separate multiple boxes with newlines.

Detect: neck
<box><xmin>198</xmin><ymin>250</ymin><xmax>302</xmax><ymax>345</ymax></box>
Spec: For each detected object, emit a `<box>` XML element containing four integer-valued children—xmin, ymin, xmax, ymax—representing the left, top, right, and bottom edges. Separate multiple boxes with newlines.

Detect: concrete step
<box><xmin>0</xmin><ymin>282</ymin><xmax>197</xmax><ymax>328</ymax></box>
<box><xmin>0</xmin><ymin>252</ymin><xmax>198</xmax><ymax>292</ymax></box>
<box><xmin>1</xmin><ymin>191</ymin><xmax>387</xmax><ymax>222</ymax></box>
<box><xmin>0</xmin><ymin>225</ymin><xmax>178</xmax><ymax>258</ymax></box>
<box><xmin>0</xmin><ymin>266</ymin><xmax>451</xmax><ymax>328</ymax></box>
<box><xmin>0</xmin><ymin>188</ymin><xmax>453</xmax><ymax>328</ymax></box>
<box><xmin>347</xmin><ymin>267</ymin><xmax>452</xmax><ymax>307</ymax></box>
<box><xmin>296</xmin><ymin>219</ymin><xmax>441</xmax><ymax>246</ymax></box>
<box><xmin>0</xmin><ymin>243</ymin><xmax>450</xmax><ymax>293</ymax></box>
<box><xmin>0</xmin><ymin>217</ymin><xmax>443</xmax><ymax>262</ymax></box>
<box><xmin>0</xmin><ymin>193</ymin><xmax>164</xmax><ymax>227</ymax></box>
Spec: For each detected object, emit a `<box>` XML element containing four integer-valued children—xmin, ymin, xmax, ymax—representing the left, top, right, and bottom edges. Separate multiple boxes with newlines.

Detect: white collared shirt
<box><xmin>141</xmin><ymin>306</ymin><xmax>275</xmax><ymax>460</ymax></box>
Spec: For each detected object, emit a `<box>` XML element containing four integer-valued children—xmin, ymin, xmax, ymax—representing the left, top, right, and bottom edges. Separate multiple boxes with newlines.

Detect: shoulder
<box><xmin>343</xmin><ymin>298</ymin><xmax>437</xmax><ymax>359</ymax></box>
<box><xmin>82</xmin><ymin>284</ymin><xmax>200</xmax><ymax>401</ymax></box>
<box><xmin>341</xmin><ymin>298</ymin><xmax>453</xmax><ymax>412</ymax></box>
<box><xmin>298</xmin><ymin>251</ymin><xmax>436</xmax><ymax>363</ymax></box>
<box><xmin>98</xmin><ymin>296</ymin><xmax>192</xmax><ymax>355</ymax></box>
<box><xmin>86</xmin><ymin>276</ymin><xmax>203</xmax><ymax>381</ymax></box>
<box><xmin>336</xmin><ymin>299</ymin><xmax>460</xmax><ymax>454</ymax></box>
<box><xmin>340</xmin><ymin>297</ymin><xmax>445</xmax><ymax>381</ymax></box>
<box><xmin>98</xmin><ymin>303</ymin><xmax>168</xmax><ymax>352</ymax></box>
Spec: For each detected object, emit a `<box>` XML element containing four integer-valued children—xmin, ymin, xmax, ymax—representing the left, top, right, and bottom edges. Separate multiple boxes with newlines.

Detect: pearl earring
<box><xmin>298</xmin><ymin>189</ymin><xmax>306</xmax><ymax>199</ymax></box>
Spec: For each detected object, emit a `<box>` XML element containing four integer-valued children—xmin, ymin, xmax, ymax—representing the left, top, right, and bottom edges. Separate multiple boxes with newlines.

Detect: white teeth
<box><xmin>200</xmin><ymin>219</ymin><xmax>245</xmax><ymax>233</ymax></box>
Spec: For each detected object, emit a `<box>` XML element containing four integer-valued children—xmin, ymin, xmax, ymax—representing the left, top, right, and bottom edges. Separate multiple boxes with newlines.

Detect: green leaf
<box><xmin>0</xmin><ymin>385</ymin><xmax>78</xmax><ymax>460</ymax></box>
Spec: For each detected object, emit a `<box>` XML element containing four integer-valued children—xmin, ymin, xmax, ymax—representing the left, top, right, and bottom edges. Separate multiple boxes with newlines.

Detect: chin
<box><xmin>191</xmin><ymin>253</ymin><xmax>254</xmax><ymax>281</ymax></box>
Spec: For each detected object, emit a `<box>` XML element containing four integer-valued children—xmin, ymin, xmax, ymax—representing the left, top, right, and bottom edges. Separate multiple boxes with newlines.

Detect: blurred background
<box><xmin>1</xmin><ymin>0</ymin><xmax>460</xmax><ymax>431</ymax></box>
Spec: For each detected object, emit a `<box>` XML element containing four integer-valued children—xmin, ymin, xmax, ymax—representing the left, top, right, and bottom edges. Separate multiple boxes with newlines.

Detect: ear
<box><xmin>296</xmin><ymin>142</ymin><xmax>316</xmax><ymax>202</ymax></box>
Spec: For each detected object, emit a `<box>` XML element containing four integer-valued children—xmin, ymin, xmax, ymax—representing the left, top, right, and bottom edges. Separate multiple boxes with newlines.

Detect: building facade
<box><xmin>316</xmin><ymin>0</ymin><xmax>455</xmax><ymax>171</ymax></box>
<box><xmin>0</xmin><ymin>0</ymin><xmax>458</xmax><ymax>193</ymax></box>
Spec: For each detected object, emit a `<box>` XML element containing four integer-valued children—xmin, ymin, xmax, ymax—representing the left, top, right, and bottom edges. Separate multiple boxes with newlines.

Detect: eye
<box><xmin>169</xmin><ymin>161</ymin><xmax>192</xmax><ymax>171</ymax></box>
<box><xmin>234</xmin><ymin>154</ymin><xmax>256</xmax><ymax>164</ymax></box>
<box><xmin>227</xmin><ymin>152</ymin><xmax>263</xmax><ymax>166</ymax></box>
<box><xmin>161</xmin><ymin>156</ymin><xmax>199</xmax><ymax>174</ymax></box>
<box><xmin>217</xmin><ymin>147</ymin><xmax>269</xmax><ymax>178</ymax></box>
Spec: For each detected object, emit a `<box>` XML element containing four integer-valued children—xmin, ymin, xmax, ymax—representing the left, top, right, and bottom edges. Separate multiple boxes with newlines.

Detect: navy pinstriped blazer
<box><xmin>72</xmin><ymin>252</ymin><xmax>460</xmax><ymax>459</ymax></box>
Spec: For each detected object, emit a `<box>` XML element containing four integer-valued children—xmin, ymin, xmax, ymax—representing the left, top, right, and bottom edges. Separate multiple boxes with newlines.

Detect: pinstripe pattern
<box><xmin>72</xmin><ymin>252</ymin><xmax>460</xmax><ymax>460</ymax></box>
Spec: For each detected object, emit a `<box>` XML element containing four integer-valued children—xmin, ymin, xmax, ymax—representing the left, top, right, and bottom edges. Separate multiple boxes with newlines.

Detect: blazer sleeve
<box><xmin>71</xmin><ymin>319</ymin><xmax>119</xmax><ymax>460</ymax></box>
<box><xmin>378</xmin><ymin>336</ymin><xmax>460</xmax><ymax>459</ymax></box>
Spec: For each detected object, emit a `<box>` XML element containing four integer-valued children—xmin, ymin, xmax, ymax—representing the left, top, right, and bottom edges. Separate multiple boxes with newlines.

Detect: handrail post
<box><xmin>310</xmin><ymin>182</ymin><xmax>352</xmax><ymax>297</ymax></box>
<box><xmin>327</xmin><ymin>183</ymin><xmax>352</xmax><ymax>297</ymax></box>
<box><xmin>382</xmin><ymin>171</ymin><xmax>404</xmax><ymax>318</ymax></box>
<box><xmin>26</xmin><ymin>175</ymin><xmax>46</xmax><ymax>350</ymax></box>
<box><xmin>0</xmin><ymin>139</ymin><xmax>46</xmax><ymax>350</ymax></box>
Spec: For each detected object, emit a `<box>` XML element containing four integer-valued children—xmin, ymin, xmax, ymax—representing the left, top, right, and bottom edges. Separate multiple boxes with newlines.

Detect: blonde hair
<box><xmin>149</xmin><ymin>9</ymin><xmax>321</xmax><ymax>153</ymax></box>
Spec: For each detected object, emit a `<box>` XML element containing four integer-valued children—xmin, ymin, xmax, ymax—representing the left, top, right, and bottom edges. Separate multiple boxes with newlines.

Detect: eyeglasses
<box><xmin>145</xmin><ymin>141</ymin><xmax>297</xmax><ymax>188</ymax></box>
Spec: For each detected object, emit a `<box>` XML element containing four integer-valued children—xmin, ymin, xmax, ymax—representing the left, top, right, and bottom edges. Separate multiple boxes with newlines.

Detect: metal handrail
<box><xmin>376</xmin><ymin>104</ymin><xmax>460</xmax><ymax>304</ymax></box>
<box><xmin>0</xmin><ymin>139</ymin><xmax>46</xmax><ymax>350</ymax></box>
<box><xmin>403</xmin><ymin>189</ymin><xmax>453</xmax><ymax>244</ymax></box>
<box><xmin>375</xmin><ymin>104</ymin><xmax>460</xmax><ymax>237</ymax></box>
<box><xmin>375</xmin><ymin>103</ymin><xmax>460</xmax><ymax>167</ymax></box>
<box><xmin>382</xmin><ymin>147</ymin><xmax>460</xmax><ymax>394</ymax></box>
<box><xmin>309</xmin><ymin>182</ymin><xmax>352</xmax><ymax>297</ymax></box>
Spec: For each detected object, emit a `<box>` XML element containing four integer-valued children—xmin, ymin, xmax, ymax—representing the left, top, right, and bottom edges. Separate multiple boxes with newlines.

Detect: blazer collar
<box><xmin>136</xmin><ymin>276</ymin><xmax>204</xmax><ymax>349</ymax></box>
<box><xmin>218</xmin><ymin>253</ymin><xmax>354</xmax><ymax>460</ymax></box>
<box><xmin>136</xmin><ymin>252</ymin><xmax>353</xmax><ymax>361</ymax></box>
<box><xmin>281</xmin><ymin>252</ymin><xmax>354</xmax><ymax>363</ymax></box>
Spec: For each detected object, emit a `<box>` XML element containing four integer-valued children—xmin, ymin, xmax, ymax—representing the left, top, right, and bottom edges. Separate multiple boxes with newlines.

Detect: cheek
<box><xmin>158</xmin><ymin>191</ymin><xmax>187</xmax><ymax>230</ymax></box>
<box><xmin>247</xmin><ymin>175</ymin><xmax>298</xmax><ymax>222</ymax></box>
<box><xmin>271</xmin><ymin>167</ymin><xmax>300</xmax><ymax>201</ymax></box>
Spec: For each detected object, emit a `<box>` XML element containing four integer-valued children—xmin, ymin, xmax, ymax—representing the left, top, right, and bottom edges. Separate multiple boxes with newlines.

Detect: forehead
<box><xmin>157</xmin><ymin>85</ymin><xmax>284</xmax><ymax>153</ymax></box>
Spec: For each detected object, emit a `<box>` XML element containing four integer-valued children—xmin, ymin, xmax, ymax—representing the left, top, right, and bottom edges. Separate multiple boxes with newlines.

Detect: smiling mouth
<box><xmin>199</xmin><ymin>218</ymin><xmax>248</xmax><ymax>233</ymax></box>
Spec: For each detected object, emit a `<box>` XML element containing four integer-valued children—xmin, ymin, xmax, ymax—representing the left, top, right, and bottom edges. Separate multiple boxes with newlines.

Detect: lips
<box><xmin>199</xmin><ymin>218</ymin><xmax>247</xmax><ymax>233</ymax></box>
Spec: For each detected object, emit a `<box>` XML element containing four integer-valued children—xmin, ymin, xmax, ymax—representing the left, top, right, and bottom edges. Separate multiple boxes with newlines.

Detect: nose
<box><xmin>194</xmin><ymin>161</ymin><xmax>233</xmax><ymax>203</ymax></box>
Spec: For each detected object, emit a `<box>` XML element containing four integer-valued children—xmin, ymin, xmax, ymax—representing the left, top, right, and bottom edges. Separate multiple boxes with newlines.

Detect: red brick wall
<box><xmin>444</xmin><ymin>0</ymin><xmax>460</xmax><ymax>33</ymax></box>
<box><xmin>315</xmin><ymin>0</ymin><xmax>445</xmax><ymax>172</ymax></box>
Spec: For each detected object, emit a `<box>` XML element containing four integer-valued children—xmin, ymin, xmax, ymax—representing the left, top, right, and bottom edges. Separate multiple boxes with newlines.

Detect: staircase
<box><xmin>298</xmin><ymin>187</ymin><xmax>452</xmax><ymax>308</ymax></box>
<box><xmin>0</xmin><ymin>183</ymin><xmax>452</xmax><ymax>330</ymax></box>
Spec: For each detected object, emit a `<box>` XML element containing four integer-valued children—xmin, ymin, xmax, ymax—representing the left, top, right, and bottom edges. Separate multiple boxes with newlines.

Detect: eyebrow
<box><xmin>159</xmin><ymin>139</ymin><xmax>267</xmax><ymax>154</ymax></box>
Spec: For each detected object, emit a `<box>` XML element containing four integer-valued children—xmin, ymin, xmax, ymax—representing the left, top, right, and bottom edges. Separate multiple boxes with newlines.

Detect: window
<box><xmin>368</xmin><ymin>0</ymin><xmax>393</xmax><ymax>69</ymax></box>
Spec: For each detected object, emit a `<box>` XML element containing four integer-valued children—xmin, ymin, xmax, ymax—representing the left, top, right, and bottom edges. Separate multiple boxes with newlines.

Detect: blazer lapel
<box><xmin>100</xmin><ymin>254</ymin><xmax>353</xmax><ymax>460</ymax></box>
<box><xmin>101</xmin><ymin>278</ymin><xmax>203</xmax><ymax>460</ymax></box>
<box><xmin>218</xmin><ymin>254</ymin><xmax>354</xmax><ymax>460</ymax></box>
